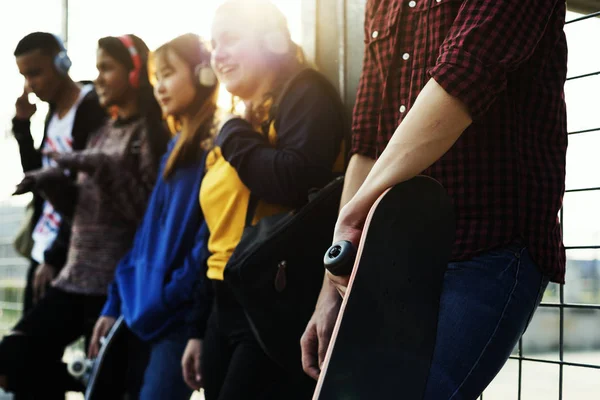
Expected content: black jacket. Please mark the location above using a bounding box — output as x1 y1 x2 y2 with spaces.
11 83 107 269
187 69 348 338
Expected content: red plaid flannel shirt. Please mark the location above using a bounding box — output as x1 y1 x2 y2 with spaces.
352 0 568 283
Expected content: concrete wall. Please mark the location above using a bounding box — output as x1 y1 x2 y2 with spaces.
302 0 366 112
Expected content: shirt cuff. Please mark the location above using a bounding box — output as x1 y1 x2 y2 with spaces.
188 323 207 340
429 47 505 120
350 141 377 159
101 292 121 318
215 118 251 147
215 118 265 157
12 118 32 139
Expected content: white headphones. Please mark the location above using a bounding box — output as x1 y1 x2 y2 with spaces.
195 63 217 87
52 34 72 75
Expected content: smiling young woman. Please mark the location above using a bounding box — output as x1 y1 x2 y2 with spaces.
181 1 347 399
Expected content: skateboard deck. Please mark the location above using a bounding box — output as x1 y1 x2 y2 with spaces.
314 176 455 399
85 315 126 400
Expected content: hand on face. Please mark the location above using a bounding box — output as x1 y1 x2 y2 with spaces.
15 85 37 120
16 49 62 104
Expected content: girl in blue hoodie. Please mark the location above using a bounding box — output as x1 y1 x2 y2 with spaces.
88 33 219 399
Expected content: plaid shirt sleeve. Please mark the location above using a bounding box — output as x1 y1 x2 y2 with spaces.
350 5 382 159
429 0 563 119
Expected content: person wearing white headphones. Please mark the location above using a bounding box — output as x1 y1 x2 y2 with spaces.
12 32 106 316
181 1 346 399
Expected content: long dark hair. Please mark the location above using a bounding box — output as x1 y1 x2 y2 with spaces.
97 34 170 168
150 34 219 179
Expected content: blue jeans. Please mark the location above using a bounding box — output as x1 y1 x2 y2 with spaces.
423 244 549 400
139 327 193 400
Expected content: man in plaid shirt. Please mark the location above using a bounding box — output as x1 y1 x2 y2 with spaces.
302 0 568 397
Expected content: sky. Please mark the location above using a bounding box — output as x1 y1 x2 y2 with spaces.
0 2 598 261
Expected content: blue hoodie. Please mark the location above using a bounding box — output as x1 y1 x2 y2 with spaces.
102 137 209 341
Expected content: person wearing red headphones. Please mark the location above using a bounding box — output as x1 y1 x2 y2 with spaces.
87 33 220 400
0 34 170 400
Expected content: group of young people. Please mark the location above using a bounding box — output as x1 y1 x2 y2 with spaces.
0 0 569 399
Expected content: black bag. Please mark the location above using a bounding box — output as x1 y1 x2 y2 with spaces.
223 176 344 372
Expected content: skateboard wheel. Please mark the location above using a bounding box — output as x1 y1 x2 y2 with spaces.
68 355 91 378
324 240 356 276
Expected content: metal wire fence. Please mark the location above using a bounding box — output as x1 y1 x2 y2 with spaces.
480 10 600 400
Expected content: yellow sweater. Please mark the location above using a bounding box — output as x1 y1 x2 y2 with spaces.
200 124 289 280
200 69 346 281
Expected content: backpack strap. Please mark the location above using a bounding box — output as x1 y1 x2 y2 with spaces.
264 68 351 166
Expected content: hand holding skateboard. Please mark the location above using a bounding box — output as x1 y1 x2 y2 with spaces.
308 176 455 399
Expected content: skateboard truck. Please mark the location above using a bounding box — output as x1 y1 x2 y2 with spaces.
68 354 93 386
324 240 356 276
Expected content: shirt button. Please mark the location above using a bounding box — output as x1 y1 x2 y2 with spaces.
409 1 417 7
402 53 410 60
372 31 379 39
399 105 407 113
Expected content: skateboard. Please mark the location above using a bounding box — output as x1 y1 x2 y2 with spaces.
314 176 455 399
84 315 127 399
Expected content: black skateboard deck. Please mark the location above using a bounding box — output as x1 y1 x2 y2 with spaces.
85 315 126 400
314 176 455 399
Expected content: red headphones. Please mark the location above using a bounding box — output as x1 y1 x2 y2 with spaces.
118 35 142 89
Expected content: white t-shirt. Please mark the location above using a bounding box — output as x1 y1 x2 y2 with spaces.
30 84 93 264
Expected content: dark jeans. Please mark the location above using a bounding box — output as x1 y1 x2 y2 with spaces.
0 286 105 399
138 327 192 400
202 282 315 400
423 245 549 399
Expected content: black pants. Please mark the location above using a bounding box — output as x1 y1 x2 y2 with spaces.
22 259 38 315
201 282 315 400
0 286 105 399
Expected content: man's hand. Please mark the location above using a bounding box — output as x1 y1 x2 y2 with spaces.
300 153 375 380
301 279 343 380
325 203 368 295
88 316 116 359
32 263 56 304
182 339 203 390
15 87 36 120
